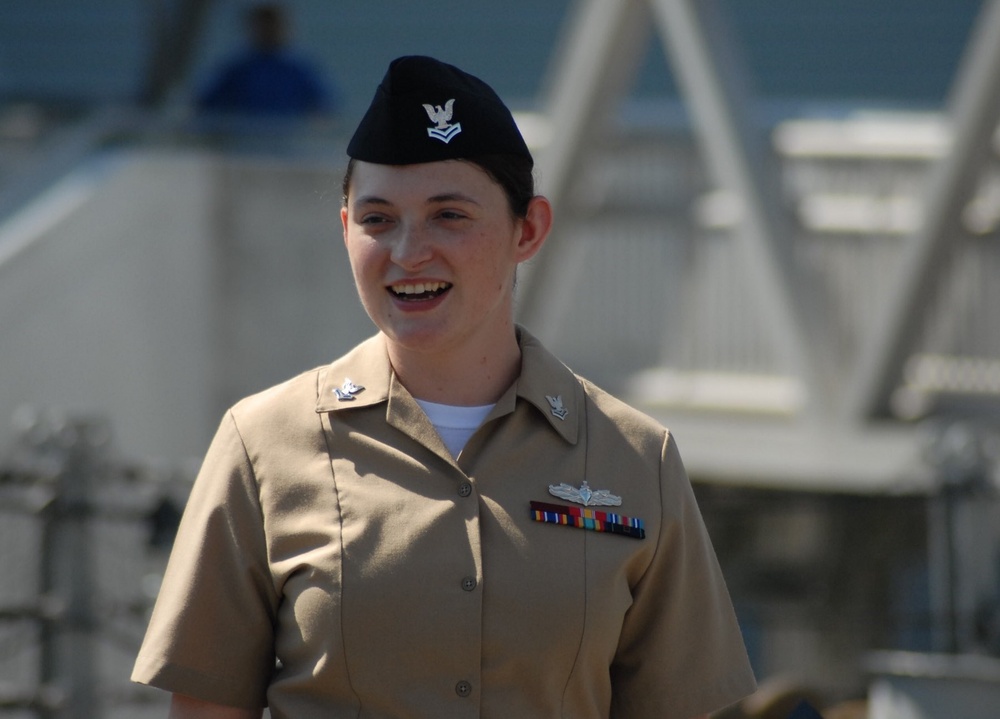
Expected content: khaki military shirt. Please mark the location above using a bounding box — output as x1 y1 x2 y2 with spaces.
132 329 756 718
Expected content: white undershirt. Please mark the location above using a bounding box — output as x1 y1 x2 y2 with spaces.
415 399 495 458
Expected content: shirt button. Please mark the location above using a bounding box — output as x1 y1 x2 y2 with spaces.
461 576 477 592
457 481 473 498
455 680 472 698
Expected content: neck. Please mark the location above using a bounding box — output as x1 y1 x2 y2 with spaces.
387 327 521 406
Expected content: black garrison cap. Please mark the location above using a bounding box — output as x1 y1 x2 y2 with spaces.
346 55 532 166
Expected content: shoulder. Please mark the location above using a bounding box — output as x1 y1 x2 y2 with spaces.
577 375 667 445
227 365 327 442
574 374 679 495
213 51 258 77
271 49 324 78
226 335 387 444
518 326 670 454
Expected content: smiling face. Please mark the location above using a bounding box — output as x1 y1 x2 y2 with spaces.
341 160 550 368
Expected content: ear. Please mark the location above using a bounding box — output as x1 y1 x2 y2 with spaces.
513 195 553 263
340 206 349 247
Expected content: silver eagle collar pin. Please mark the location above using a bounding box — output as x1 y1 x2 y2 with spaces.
545 395 569 420
334 378 365 401
549 480 622 507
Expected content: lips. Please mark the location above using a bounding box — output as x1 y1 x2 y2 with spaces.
388 281 452 301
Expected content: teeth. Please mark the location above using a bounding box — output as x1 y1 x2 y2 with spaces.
392 281 449 295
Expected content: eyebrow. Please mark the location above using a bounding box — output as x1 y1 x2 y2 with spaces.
426 192 481 206
352 195 391 207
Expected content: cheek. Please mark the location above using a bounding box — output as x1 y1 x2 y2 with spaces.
345 238 385 297
476 226 519 282
345 235 378 273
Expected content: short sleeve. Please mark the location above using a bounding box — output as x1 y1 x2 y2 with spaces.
131 411 279 709
610 432 756 718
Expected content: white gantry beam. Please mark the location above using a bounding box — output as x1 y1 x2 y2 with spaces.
517 0 652 340
649 0 833 419
846 0 1000 420
524 0 834 418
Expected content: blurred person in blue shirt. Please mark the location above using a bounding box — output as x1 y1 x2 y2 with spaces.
197 3 337 119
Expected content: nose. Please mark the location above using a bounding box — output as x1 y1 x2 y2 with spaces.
390 222 434 270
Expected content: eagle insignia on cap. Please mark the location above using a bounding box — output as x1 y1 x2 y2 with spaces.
423 99 462 143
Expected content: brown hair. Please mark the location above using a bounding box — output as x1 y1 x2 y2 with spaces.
341 154 536 219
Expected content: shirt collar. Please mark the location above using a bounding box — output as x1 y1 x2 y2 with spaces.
504 327 580 445
315 333 392 412
315 328 581 445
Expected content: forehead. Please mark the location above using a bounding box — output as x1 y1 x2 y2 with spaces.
348 160 500 203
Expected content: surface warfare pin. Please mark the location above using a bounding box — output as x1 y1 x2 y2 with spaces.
334 378 365 401
531 482 644 540
423 99 462 143
549 480 621 507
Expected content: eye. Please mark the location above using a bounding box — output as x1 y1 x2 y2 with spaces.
359 213 392 226
437 210 469 221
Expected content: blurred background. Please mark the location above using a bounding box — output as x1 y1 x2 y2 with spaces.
1 1 999 717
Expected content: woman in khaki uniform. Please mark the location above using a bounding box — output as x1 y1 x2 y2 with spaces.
133 56 756 719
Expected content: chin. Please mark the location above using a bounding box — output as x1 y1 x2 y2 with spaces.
378 319 454 352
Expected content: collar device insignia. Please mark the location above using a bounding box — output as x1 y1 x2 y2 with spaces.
335 378 365 401
545 395 569 420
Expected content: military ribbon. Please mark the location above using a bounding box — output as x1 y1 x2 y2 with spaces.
529 501 645 540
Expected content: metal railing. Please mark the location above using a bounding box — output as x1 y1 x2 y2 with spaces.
0 409 190 719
